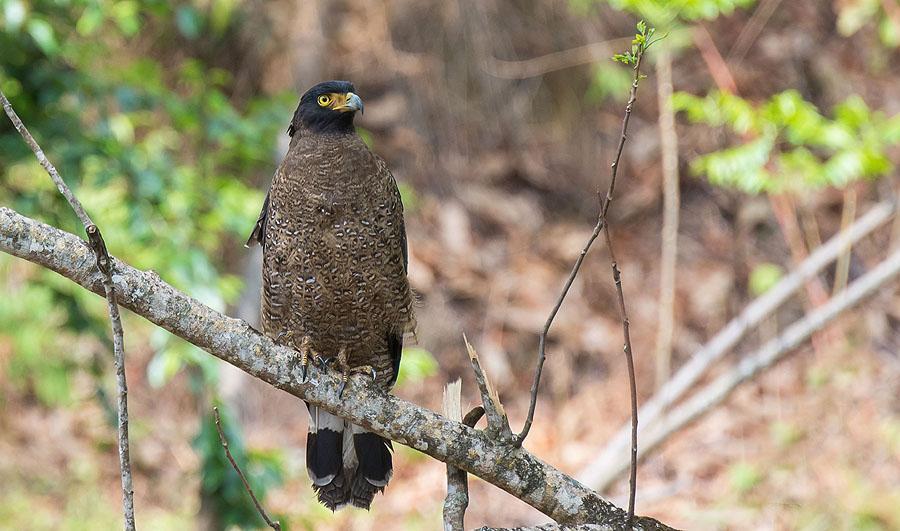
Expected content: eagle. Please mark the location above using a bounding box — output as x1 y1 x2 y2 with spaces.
247 80 414 510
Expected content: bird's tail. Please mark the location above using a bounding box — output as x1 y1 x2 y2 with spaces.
306 404 393 510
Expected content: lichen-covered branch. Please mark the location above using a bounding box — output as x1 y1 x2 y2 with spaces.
1 89 136 531
0 207 675 530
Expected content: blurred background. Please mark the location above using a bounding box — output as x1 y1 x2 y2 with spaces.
1 0 899 529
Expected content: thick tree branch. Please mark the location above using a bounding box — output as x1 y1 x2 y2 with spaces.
0 207 675 530
1 90 136 531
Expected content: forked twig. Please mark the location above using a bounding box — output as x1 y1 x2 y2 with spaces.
212 407 282 531
1 90 136 531
598 47 645 529
514 23 653 527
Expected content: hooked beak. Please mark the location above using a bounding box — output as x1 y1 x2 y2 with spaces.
335 92 364 114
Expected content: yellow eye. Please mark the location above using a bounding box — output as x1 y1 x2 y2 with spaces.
317 95 333 107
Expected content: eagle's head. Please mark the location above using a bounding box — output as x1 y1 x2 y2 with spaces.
289 80 363 137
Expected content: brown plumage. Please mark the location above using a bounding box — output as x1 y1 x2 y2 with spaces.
248 80 414 510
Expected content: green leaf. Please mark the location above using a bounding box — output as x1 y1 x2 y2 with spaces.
26 17 58 55
396 347 439 387
729 461 763 494
76 6 105 36
749 262 783 296
111 0 140 37
3 0 26 30
175 5 202 39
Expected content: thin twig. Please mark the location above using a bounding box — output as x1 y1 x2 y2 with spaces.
692 24 738 94
597 50 646 528
515 33 649 449
212 407 282 531
833 188 857 295
727 0 784 66
516 215 605 445
579 201 897 491
1 90 136 531
481 37 630 79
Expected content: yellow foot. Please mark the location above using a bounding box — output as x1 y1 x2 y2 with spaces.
336 347 377 397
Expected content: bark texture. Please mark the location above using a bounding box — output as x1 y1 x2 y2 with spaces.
0 206 675 530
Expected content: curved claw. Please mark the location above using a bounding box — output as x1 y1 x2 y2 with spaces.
337 379 347 398
300 363 309 383
370 367 377 381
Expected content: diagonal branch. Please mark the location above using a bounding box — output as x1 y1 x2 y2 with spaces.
1 90 136 531
0 207 676 530
213 407 282 531
578 200 897 491
587 245 900 491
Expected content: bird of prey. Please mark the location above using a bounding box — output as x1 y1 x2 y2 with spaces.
247 80 414 510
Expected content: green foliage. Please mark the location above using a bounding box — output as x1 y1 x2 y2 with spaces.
837 0 900 48
1 2 291 525
672 90 900 193
612 20 661 66
395 347 439 387
748 262 783 296
728 461 763 494
581 1 750 102
194 407 286 530
604 0 755 23
1 0 294 401
572 0 755 25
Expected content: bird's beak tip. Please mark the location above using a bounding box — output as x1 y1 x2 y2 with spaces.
347 92 364 114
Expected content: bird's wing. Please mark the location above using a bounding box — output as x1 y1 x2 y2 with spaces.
245 190 270 248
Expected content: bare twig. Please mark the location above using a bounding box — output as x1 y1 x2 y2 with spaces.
653 46 680 390
727 0 784 66
0 207 677 529
443 379 485 531
481 38 630 79
464 335 512 440
597 48 647 528
691 25 738 94
212 407 281 531
516 28 650 450
1 90 136 531
517 215 606 445
579 201 897 491
833 188 857 295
